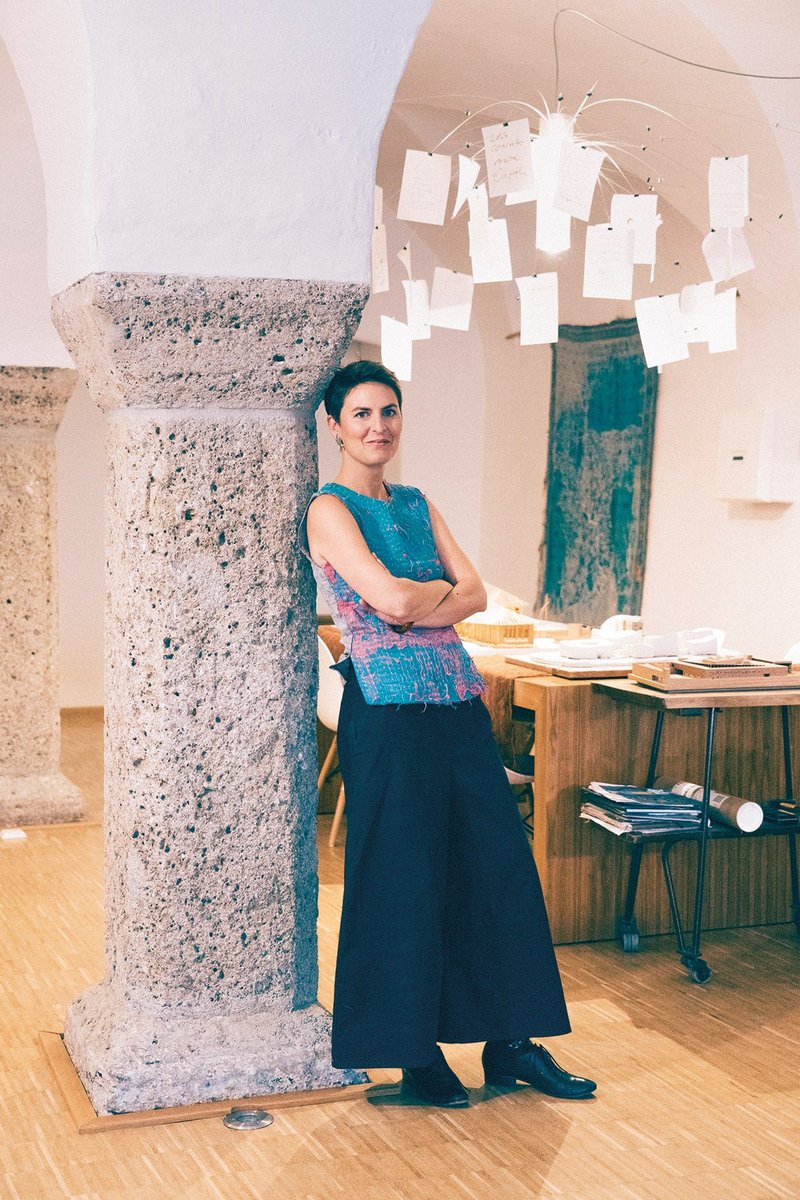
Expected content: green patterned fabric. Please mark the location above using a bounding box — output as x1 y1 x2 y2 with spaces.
537 319 658 625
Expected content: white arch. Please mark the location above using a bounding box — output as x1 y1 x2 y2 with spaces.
0 0 95 299
0 36 72 365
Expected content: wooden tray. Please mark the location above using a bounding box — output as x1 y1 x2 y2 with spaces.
678 656 790 680
505 653 630 679
631 659 800 692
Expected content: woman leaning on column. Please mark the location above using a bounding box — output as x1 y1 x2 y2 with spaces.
301 359 596 1107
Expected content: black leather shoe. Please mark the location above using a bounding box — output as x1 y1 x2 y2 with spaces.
483 1039 596 1098
401 1047 469 1108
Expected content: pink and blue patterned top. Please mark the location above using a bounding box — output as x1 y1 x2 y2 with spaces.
301 482 486 706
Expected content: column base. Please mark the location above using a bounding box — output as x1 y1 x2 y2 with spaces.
64 982 366 1115
0 771 84 826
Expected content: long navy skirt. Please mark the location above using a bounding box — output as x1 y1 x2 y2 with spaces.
331 671 571 1069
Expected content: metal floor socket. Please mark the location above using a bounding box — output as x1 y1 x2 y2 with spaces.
223 1107 274 1130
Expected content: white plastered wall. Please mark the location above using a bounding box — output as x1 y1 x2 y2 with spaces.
75 0 430 288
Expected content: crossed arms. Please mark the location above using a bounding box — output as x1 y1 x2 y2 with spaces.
305 494 487 629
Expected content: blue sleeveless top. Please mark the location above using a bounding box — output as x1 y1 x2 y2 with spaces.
301 482 486 706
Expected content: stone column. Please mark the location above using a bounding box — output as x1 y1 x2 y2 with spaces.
51 272 367 1115
0 367 84 826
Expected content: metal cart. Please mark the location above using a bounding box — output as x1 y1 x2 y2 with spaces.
589 681 800 983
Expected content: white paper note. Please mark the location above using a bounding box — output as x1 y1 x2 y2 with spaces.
583 225 635 299
397 149 451 225
554 142 605 221
516 273 559 345
452 154 480 218
466 182 489 223
536 200 571 254
371 224 389 294
468 217 513 283
374 185 383 228
610 194 660 265
397 244 412 278
429 268 474 331
506 136 537 204
634 294 690 368
707 286 737 354
381 315 413 382
702 227 754 282
709 155 748 229
679 281 716 342
401 278 432 340
482 118 536 198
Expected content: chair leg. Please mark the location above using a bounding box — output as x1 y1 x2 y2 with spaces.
317 733 337 793
328 784 346 848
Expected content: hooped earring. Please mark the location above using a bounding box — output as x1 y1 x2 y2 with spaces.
335 435 344 449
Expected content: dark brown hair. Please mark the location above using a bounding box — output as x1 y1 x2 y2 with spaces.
323 359 403 421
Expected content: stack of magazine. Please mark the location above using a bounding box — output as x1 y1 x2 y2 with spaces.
581 781 707 836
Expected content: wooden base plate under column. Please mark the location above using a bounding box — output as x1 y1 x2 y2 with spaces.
39 1032 396 1134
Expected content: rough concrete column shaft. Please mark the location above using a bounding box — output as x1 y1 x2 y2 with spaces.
51 273 368 1114
0 366 84 825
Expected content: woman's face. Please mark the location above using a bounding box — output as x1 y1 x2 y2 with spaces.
329 382 403 468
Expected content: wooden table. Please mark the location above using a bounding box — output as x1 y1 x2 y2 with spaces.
512 673 800 945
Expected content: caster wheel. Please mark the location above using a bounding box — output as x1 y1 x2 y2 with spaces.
689 960 711 984
617 918 640 954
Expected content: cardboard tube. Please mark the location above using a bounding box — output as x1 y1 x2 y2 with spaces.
655 777 764 833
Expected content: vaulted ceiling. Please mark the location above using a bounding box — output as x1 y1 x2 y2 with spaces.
375 0 800 297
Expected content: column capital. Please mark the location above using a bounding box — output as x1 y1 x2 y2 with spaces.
51 272 368 413
0 366 78 430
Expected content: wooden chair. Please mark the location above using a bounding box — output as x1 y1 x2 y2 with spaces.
317 635 346 847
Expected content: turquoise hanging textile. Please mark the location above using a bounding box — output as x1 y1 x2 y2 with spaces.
537 318 659 625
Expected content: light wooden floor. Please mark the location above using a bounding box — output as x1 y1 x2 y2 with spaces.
0 713 797 1199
